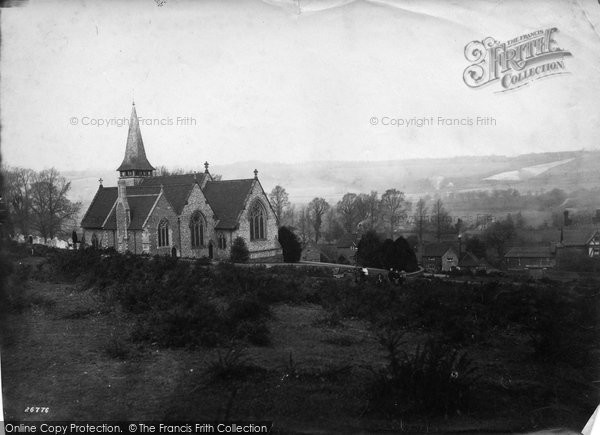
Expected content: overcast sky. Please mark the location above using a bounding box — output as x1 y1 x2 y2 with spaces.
2 0 600 172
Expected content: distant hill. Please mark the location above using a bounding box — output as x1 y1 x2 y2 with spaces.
67 150 600 223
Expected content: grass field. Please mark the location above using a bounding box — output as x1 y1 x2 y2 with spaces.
1 251 598 433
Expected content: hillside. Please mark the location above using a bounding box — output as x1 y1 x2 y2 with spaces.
68 151 600 216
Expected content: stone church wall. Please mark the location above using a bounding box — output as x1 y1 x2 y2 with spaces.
233 181 282 261
178 184 217 259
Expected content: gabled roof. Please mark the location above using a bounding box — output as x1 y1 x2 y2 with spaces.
140 173 209 214
140 173 207 187
84 185 161 230
561 229 599 247
203 179 255 230
80 187 118 229
459 251 484 268
117 104 155 172
504 246 554 258
337 233 358 248
422 243 456 257
82 174 259 232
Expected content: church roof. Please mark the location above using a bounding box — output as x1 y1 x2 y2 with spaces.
117 104 155 172
81 176 257 231
141 173 207 187
80 187 118 229
140 174 208 214
203 179 255 229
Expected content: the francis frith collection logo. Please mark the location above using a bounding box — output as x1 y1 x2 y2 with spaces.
463 28 571 92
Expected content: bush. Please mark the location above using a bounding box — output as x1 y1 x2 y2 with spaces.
368 335 478 417
230 237 249 263
278 226 302 262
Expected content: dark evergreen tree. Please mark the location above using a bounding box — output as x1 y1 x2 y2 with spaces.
393 236 418 272
230 236 250 263
356 230 382 268
278 226 302 263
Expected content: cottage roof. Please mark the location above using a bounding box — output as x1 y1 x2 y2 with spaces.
422 243 456 257
504 246 554 258
560 229 599 247
459 251 484 268
117 104 155 172
337 233 358 248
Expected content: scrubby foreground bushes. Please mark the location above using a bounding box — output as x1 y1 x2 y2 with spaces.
6 244 600 421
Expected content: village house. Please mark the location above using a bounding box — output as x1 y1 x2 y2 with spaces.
80 103 282 261
421 243 459 273
335 233 359 263
503 246 556 271
556 228 600 258
458 251 489 273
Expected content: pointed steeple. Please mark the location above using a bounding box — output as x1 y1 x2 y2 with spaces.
117 102 155 173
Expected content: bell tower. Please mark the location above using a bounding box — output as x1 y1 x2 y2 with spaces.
116 102 155 186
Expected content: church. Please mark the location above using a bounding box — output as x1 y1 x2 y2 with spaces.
80 103 282 261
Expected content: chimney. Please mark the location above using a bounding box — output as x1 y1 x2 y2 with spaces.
560 226 564 244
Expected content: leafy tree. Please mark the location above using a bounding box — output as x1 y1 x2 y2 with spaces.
356 230 383 268
307 197 330 243
230 236 250 263
269 185 290 226
278 226 302 262
380 189 408 239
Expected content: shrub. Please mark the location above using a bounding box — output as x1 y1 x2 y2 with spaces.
278 226 302 262
205 348 265 383
368 336 478 417
230 237 249 263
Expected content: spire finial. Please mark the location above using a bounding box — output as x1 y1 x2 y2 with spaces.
99 178 103 187
204 161 209 173
254 169 258 180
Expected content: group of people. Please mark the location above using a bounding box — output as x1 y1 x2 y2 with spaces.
354 266 407 286
387 268 406 286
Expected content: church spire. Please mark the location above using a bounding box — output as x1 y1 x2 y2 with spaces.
117 102 155 178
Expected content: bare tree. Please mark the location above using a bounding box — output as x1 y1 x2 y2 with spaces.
269 185 290 226
414 198 428 244
3 167 35 235
337 193 359 233
356 191 379 230
30 168 81 241
281 203 296 228
380 188 407 239
431 198 451 242
307 197 330 243
297 206 312 245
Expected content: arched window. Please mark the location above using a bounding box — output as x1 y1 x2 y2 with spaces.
249 201 266 240
158 219 169 247
91 233 99 249
190 211 205 248
218 233 227 250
